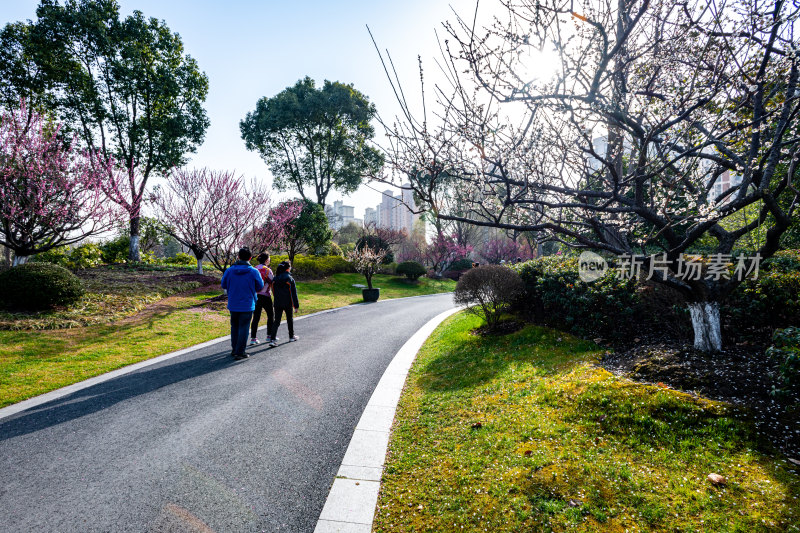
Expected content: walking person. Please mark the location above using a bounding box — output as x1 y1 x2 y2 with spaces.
250 252 275 346
269 260 299 347
221 247 264 360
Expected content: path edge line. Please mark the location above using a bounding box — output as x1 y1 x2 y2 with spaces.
313 306 461 533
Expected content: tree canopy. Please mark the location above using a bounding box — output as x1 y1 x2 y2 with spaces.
374 0 800 351
279 199 333 263
240 76 384 206
0 0 210 261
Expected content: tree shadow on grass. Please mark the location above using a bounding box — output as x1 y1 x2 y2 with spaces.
416 324 598 393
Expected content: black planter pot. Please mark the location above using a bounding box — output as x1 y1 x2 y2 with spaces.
362 288 380 302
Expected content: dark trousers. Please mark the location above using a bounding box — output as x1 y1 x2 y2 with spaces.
251 294 275 339
230 311 253 356
271 305 294 339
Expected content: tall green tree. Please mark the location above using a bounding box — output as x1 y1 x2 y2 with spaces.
240 77 383 207
0 0 210 262
279 199 333 263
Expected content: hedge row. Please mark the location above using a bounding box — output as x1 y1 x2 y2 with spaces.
511 251 800 343
513 256 643 341
266 254 354 279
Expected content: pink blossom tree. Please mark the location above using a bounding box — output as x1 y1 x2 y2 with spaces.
480 238 534 265
0 102 120 265
151 168 300 274
425 233 472 276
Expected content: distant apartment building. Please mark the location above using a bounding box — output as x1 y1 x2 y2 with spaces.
364 207 377 227
709 170 743 203
325 200 362 230
368 184 419 235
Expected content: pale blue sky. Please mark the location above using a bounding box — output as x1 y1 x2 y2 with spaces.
1 0 475 217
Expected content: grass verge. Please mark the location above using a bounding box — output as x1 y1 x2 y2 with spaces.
374 312 800 532
0 265 216 330
0 273 454 407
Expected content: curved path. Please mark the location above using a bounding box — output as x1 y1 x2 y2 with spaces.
0 293 455 532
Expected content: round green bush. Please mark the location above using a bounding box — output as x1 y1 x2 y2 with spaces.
328 242 344 257
100 235 130 263
0 263 85 310
396 260 426 280
449 258 474 271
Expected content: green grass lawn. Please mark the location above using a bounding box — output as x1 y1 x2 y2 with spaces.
0 272 454 408
374 312 800 532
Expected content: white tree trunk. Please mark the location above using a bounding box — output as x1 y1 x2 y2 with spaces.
12 255 28 266
129 234 140 262
196 257 203 275
688 302 722 352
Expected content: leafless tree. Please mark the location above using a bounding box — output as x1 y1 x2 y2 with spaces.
370 0 800 351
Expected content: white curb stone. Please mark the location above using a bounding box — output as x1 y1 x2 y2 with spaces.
314 307 461 533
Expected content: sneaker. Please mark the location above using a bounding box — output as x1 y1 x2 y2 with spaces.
289 335 299 342
272 336 280 341
269 340 277 347
233 353 250 360
249 338 260 346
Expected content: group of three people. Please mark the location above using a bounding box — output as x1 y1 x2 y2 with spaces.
221 247 300 360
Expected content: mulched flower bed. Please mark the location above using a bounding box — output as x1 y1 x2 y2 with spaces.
601 337 800 457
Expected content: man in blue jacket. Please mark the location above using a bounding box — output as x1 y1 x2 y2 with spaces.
221 247 264 360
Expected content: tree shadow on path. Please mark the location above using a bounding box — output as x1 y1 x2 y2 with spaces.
0 345 257 442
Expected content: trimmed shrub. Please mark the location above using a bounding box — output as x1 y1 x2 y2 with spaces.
766 327 800 399
328 242 344 257
513 256 643 340
450 258 474 271
454 265 524 328
162 252 196 266
724 253 800 335
69 243 103 269
396 261 426 280
100 236 130 263
269 254 354 279
0 263 84 310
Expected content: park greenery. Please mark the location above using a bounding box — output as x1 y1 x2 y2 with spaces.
0 0 798 529
0 0 210 262
373 0 800 352
240 76 384 206
374 312 799 532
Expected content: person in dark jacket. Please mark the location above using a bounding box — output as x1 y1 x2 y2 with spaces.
250 252 275 346
221 247 264 360
269 260 299 346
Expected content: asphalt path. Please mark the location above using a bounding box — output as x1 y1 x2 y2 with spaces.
0 293 455 533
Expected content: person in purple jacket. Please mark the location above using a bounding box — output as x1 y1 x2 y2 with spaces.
221 247 264 360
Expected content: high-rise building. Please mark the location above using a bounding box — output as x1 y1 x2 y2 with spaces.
364 207 377 227
368 184 418 235
325 200 362 230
